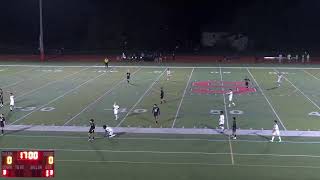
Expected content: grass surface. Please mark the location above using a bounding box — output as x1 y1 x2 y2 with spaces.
1 62 320 179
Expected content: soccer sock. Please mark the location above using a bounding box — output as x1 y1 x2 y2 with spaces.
115 115 118 120
1 129 3 134
278 136 282 142
271 136 274 141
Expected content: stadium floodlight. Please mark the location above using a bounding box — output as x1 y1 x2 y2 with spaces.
39 0 45 61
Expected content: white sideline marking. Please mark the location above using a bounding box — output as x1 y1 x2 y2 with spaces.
1 147 320 160
247 68 287 130
2 64 320 69
303 69 320 80
172 68 194 128
63 68 142 125
219 67 234 165
6 134 320 145
116 69 166 127
274 69 320 111
55 159 320 169
10 70 108 125
3 66 92 105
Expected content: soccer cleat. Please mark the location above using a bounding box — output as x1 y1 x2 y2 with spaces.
269 140 273 142
233 137 236 140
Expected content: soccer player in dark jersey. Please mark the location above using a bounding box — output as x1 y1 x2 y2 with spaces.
152 104 160 124
244 77 250 88
232 117 237 139
126 70 131 84
160 87 166 104
88 119 95 141
0 114 5 135
0 88 3 108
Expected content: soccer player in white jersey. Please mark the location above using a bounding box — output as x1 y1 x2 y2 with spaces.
218 111 225 131
113 102 120 120
270 120 281 142
103 125 115 138
276 72 284 87
226 89 235 107
9 93 14 111
166 68 171 80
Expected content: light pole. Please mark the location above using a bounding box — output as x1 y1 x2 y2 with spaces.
39 0 45 61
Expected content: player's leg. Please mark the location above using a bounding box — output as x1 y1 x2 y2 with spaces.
277 132 282 142
92 131 95 140
88 132 92 141
109 131 115 138
270 132 275 142
155 115 158 124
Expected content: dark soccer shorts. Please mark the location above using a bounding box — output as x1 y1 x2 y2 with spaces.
88 129 95 134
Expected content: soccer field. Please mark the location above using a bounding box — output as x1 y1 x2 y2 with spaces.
1 62 320 179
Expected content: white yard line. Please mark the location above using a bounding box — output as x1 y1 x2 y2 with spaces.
171 68 194 128
2 64 320 70
303 69 320 80
0 67 9 72
2 67 92 105
247 68 287 130
274 68 320 110
4 66 38 76
10 70 108 125
63 68 142 125
2 79 25 89
219 67 235 165
116 69 166 127
2 67 65 89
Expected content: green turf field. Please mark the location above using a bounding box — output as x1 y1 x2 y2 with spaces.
1 63 320 179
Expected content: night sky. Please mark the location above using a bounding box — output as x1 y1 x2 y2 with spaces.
0 0 320 53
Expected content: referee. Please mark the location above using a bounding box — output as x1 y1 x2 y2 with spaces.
104 57 109 68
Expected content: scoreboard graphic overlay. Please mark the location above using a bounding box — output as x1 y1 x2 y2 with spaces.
1 150 54 178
